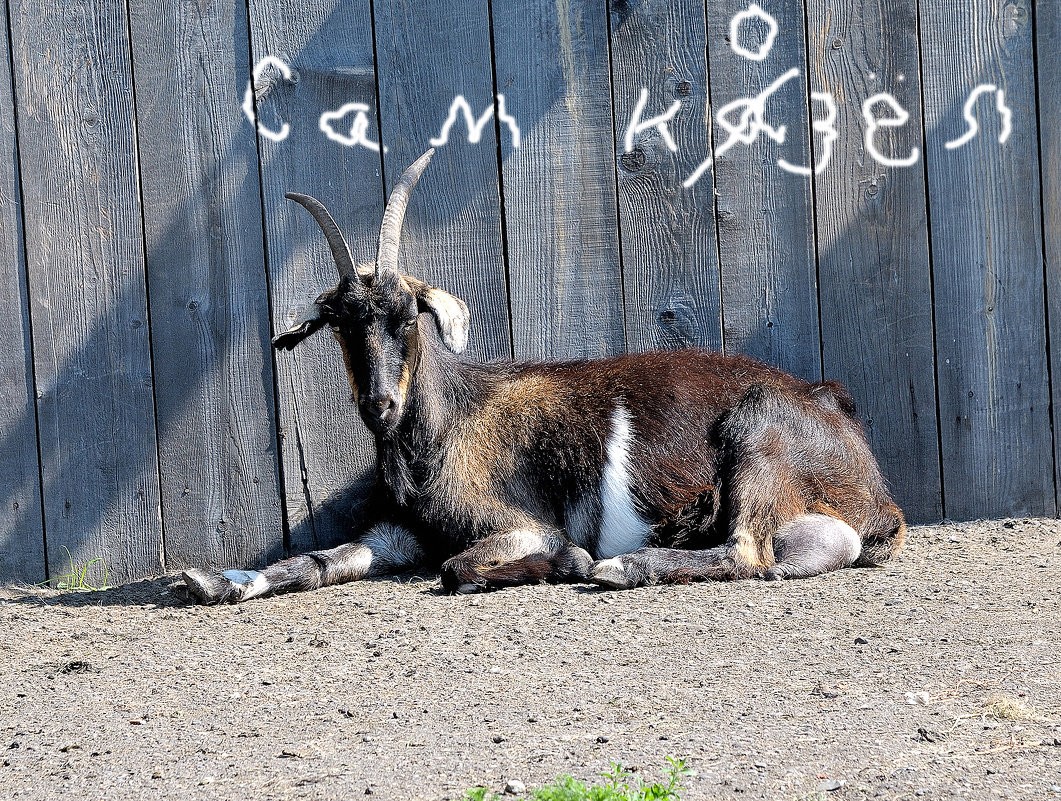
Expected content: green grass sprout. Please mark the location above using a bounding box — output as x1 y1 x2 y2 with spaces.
463 757 691 801
34 546 109 592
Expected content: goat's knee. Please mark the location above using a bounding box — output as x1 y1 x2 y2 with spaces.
440 529 584 593
763 514 861 580
477 544 593 589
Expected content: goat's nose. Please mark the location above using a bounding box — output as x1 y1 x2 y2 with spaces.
362 392 397 420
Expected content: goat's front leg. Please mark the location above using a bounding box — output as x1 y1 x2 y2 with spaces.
181 523 424 604
440 528 592 593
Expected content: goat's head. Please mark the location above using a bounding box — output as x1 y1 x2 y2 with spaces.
272 149 469 435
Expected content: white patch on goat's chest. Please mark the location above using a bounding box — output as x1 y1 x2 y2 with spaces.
595 404 652 559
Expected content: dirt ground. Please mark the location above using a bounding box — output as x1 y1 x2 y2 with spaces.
2 519 1060 801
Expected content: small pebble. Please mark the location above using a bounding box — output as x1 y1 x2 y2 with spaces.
819 779 844 792
504 779 526 794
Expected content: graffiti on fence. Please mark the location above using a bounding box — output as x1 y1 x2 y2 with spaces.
673 3 1014 187
241 57 520 153
241 3 1014 187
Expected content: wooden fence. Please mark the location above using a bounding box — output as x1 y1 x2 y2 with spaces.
0 0 1057 584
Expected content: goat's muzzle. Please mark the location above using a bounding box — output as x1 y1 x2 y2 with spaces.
359 392 399 434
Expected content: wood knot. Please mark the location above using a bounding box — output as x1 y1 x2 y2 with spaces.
620 148 646 172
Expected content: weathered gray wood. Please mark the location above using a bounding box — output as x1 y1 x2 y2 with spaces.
705 0 821 381
804 0 941 523
248 0 386 553
492 0 625 359
373 0 511 362
1038 1 1061 513
127 0 284 571
0 0 45 582
608 0 724 353
920 0 1053 519
9 0 163 582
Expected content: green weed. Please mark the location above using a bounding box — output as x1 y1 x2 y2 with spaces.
34 546 109 592
464 756 691 801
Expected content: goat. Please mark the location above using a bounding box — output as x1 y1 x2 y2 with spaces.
181 149 906 604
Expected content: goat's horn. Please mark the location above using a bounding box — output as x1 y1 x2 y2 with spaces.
375 148 435 280
285 192 358 280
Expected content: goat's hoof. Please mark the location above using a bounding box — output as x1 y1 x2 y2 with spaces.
440 557 482 594
588 557 636 590
182 568 267 604
559 546 594 581
761 568 783 581
182 569 234 604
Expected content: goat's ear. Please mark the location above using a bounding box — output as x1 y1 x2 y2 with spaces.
402 276 470 354
272 304 327 351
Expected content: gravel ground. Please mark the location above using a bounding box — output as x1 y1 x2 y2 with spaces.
2 519 1060 801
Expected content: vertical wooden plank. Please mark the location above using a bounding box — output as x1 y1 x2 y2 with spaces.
248 0 385 553
804 0 942 522
127 0 284 570
608 0 724 353
920 0 1053 519
9 0 164 582
373 0 510 362
1037 1 1061 513
492 0 626 359
0 0 45 581
705 0 822 381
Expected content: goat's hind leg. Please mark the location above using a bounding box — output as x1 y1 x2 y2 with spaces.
763 513 861 580
182 523 423 604
590 514 863 588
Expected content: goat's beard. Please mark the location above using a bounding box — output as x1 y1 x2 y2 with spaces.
376 433 421 505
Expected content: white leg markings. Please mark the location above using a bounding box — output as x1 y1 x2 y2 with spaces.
497 529 550 560
222 569 270 600
361 524 423 570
